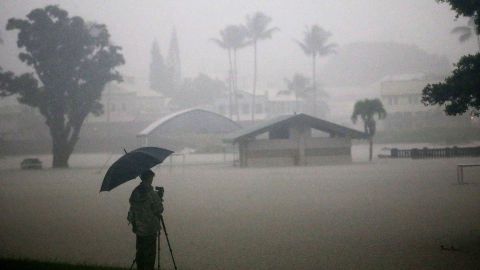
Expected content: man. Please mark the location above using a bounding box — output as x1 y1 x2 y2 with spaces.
128 170 164 270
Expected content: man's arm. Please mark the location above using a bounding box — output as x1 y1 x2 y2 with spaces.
151 191 164 217
127 208 137 232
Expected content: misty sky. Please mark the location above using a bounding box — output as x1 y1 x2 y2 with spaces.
1 0 478 90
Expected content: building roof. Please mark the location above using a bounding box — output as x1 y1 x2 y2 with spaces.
380 73 426 82
224 113 367 143
137 108 241 136
269 91 298 102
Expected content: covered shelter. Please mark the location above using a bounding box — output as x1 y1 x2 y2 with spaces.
224 113 367 167
137 108 241 150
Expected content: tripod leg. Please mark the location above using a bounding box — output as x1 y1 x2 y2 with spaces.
160 216 178 270
157 231 161 270
129 258 136 270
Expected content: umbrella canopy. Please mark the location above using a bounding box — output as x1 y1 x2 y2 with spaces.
100 147 173 192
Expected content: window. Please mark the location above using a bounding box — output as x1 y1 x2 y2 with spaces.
408 95 419 104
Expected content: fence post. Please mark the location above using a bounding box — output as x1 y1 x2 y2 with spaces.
391 148 398 158
411 148 418 159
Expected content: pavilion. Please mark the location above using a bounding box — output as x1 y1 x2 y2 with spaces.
224 113 367 167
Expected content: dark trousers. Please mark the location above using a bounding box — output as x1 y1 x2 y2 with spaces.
136 234 157 270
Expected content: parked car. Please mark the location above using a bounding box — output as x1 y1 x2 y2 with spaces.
21 158 43 169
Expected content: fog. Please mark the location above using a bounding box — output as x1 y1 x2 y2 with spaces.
1 0 478 87
2 1 480 269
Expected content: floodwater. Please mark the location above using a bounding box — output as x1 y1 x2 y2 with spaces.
1 146 480 269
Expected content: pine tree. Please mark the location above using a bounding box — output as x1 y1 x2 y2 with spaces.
149 40 168 94
167 28 182 91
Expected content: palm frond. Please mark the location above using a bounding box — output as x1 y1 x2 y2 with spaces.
319 43 337 55
297 25 336 57
258 27 279 40
352 98 387 124
295 39 312 55
210 38 227 49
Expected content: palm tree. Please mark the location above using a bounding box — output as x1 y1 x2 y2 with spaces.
245 12 278 122
284 73 309 113
211 29 234 119
211 25 248 120
351 98 387 162
296 25 336 116
230 25 248 121
451 17 480 51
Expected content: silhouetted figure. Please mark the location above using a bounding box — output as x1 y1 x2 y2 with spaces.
127 170 163 270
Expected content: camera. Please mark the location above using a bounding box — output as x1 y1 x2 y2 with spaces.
155 186 164 199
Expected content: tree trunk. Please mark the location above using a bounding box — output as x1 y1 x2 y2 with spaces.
52 143 72 168
228 49 233 119
312 54 317 116
251 41 257 123
49 115 84 168
51 131 72 168
233 49 240 121
369 137 373 162
295 94 298 113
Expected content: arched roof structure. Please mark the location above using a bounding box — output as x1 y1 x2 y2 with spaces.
137 108 241 146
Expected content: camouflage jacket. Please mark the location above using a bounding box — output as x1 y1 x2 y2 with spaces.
127 182 164 236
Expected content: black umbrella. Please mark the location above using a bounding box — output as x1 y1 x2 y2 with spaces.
100 147 174 192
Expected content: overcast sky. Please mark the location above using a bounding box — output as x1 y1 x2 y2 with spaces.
1 0 478 90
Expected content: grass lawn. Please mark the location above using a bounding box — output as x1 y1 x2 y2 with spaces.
0 258 125 270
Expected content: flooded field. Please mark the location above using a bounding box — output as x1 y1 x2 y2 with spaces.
1 152 480 269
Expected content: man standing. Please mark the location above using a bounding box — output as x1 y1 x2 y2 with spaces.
128 170 164 270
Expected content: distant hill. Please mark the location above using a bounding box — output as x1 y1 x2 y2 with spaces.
319 42 452 86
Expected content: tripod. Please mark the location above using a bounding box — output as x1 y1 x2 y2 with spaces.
129 216 177 270
159 215 178 270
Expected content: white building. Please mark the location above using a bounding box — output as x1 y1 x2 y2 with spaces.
379 74 470 129
268 90 307 116
213 89 310 123
86 76 171 123
214 90 269 122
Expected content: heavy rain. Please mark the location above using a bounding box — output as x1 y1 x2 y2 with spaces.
1 1 480 269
